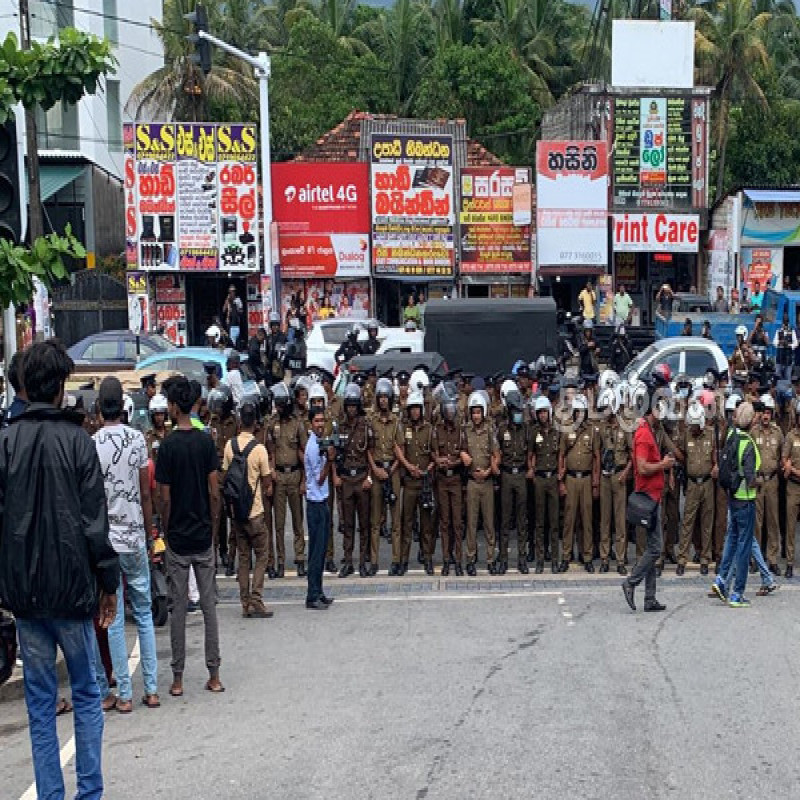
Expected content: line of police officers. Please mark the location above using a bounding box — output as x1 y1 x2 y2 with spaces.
136 353 800 582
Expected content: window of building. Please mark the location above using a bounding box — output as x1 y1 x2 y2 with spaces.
30 0 73 38
35 102 79 150
106 80 122 151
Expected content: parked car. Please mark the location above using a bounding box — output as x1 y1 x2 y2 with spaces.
621 337 729 385
306 318 424 377
67 331 174 371
135 347 258 386
336 352 448 395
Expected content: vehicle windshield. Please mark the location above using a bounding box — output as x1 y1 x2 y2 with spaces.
622 343 660 381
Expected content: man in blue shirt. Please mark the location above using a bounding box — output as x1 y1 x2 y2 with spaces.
750 280 764 311
305 409 336 610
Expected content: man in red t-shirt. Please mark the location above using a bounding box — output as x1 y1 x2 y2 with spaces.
622 392 675 612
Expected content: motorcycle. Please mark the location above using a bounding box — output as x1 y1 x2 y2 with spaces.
149 517 169 627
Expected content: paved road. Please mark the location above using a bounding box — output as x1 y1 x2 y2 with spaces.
3 575 800 800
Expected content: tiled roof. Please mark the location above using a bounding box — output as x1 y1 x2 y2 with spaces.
294 110 505 166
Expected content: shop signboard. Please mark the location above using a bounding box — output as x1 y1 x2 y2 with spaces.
370 133 455 277
612 212 700 252
459 167 532 274
611 94 708 211
278 233 370 279
741 247 783 294
153 274 186 345
535 140 608 268
272 163 370 233
127 122 259 272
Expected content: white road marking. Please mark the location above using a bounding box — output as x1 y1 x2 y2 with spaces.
19 640 141 800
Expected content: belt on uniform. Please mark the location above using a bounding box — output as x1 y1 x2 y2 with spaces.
567 470 590 478
501 465 526 475
276 464 301 473
342 468 367 479
758 471 777 481
438 468 458 477
535 470 555 479
602 465 626 477
688 474 711 484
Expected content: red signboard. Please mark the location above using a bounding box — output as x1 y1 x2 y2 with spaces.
279 233 370 279
271 162 370 233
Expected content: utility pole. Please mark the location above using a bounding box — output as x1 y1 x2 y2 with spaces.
18 0 44 242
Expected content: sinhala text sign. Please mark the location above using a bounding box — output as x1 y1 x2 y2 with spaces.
370 134 454 277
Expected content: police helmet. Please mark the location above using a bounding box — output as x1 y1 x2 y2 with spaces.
376 377 394 402
238 391 262 424
468 391 488 416
343 383 362 409
760 393 775 411
686 401 706 430
205 324 221 343
511 359 526 376
534 396 552 416
404 320 418 332
348 323 362 340
410 369 430 392
272 381 293 413
500 379 518 406
725 393 742 412
268 311 281 326
207 384 234 417
441 395 458 422
651 363 672 387
736 325 748 338
294 375 312 397
505 389 523 413
597 387 619 414
309 382 327 411
583 319 594 331
149 394 168 416
258 384 273 417
598 369 620 392
122 394 135 422
572 394 589 412
367 321 379 333
407 390 425 410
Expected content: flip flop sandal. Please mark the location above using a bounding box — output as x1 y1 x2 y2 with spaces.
757 584 779 596
205 680 225 693
116 700 133 714
169 685 183 697
142 694 161 708
56 698 73 716
101 695 117 712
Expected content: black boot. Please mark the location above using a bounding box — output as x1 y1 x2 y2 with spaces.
417 548 424 565
487 561 497 576
441 563 450 576
498 561 508 575
325 560 337 574
466 562 477 577
225 558 236 577
338 562 354 578
786 564 794 579
455 563 464 576
276 564 285 579
296 562 306 578
425 559 434 576
389 563 399 576
267 566 276 580
518 560 529 575
400 561 409 575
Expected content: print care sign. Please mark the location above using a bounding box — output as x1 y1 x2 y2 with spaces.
612 213 700 252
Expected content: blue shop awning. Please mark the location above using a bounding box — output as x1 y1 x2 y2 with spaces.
744 189 800 204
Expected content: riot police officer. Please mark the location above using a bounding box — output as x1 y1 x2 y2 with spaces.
368 378 402 575
781 398 800 578
265 312 287 385
395 391 435 575
579 320 599 377
335 324 363 366
609 325 632 374
754 393 783 573
531 396 560 573
361 321 381 355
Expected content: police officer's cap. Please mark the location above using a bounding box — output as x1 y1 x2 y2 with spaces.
140 373 156 387
396 370 411 385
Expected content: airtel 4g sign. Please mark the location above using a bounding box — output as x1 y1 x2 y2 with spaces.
271 162 370 234
612 212 700 253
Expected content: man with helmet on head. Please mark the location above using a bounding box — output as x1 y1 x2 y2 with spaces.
578 319 599 377
146 394 170 464
609 324 632 375
265 312 287 385
221 393 274 618
753 393 784 574
335 324 362 366
558 394 600 572
409 367 432 422
597 388 632 574
460 391 501 575
432 387 466 576
530 395 561 573
675 401 717 576
368 378 403 575
361 321 381 355
781 398 800 578
208 384 237 571
514 363 533 404
263 382 308 579
497 388 532 574
293 375 311 420
247 328 268 382
335 383 372 577
730 325 752 374
395 390 435 575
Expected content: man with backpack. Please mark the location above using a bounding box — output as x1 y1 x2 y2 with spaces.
222 395 274 618
155 377 223 696
712 401 760 608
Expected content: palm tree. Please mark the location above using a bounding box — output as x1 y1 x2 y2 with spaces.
126 0 257 121
433 0 466 48
689 0 772 200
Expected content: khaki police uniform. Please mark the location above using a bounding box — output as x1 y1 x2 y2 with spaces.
754 420 783 566
497 418 531 566
463 419 499 566
677 426 715 567
369 411 403 568
209 415 236 561
782 428 800 568
338 413 371 568
398 419 434 565
531 421 560 565
490 398 505 430
432 419 465 567
559 421 599 564
265 412 307 568
599 420 630 565
711 418 728 564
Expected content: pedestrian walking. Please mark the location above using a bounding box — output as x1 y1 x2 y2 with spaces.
622 385 673 612
305 408 336 610
155 377 224 695
93 377 159 712
0 340 119 798
712 402 760 607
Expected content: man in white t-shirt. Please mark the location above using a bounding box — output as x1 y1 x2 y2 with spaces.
92 377 159 711
224 352 245 408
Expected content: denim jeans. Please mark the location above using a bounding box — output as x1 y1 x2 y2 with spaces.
306 499 330 603
230 325 240 346
718 500 756 597
95 547 157 701
626 503 663 603
723 536 774 590
16 617 104 800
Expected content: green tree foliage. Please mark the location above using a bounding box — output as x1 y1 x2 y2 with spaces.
414 43 540 163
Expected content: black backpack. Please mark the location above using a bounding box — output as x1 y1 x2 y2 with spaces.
223 438 258 522
717 428 742 492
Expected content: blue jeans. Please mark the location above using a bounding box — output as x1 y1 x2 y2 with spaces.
723 536 774 589
16 618 104 800
718 500 756 597
95 547 157 701
230 325 240 346
306 499 330 603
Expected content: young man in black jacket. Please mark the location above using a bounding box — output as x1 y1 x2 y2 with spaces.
0 340 119 799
